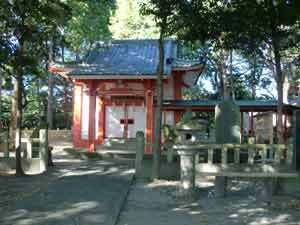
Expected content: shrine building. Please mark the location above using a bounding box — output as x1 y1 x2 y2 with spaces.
50 40 204 153
49 39 300 153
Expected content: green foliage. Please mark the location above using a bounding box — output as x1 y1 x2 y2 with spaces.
0 0 71 130
224 1 300 52
65 0 116 54
0 0 71 68
178 110 194 125
110 0 158 39
162 124 177 145
140 0 179 36
0 92 11 127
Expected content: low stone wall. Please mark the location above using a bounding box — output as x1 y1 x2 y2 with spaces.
0 158 40 173
22 129 72 142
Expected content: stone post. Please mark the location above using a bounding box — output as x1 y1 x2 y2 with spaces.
26 139 32 159
4 131 9 158
167 146 174 164
135 131 145 179
39 129 48 173
261 178 276 205
215 176 228 197
178 150 196 195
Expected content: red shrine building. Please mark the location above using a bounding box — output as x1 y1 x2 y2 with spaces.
50 40 204 153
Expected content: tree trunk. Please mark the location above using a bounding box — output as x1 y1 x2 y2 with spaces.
152 31 165 180
47 38 54 129
15 73 25 176
64 82 68 128
0 75 2 115
251 54 257 100
47 73 54 129
62 44 65 63
229 50 235 100
10 77 17 151
36 78 41 120
273 39 284 144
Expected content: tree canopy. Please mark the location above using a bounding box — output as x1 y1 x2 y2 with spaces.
65 0 116 55
110 0 159 39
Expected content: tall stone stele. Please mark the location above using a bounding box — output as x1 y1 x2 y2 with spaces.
215 100 241 144
214 100 241 197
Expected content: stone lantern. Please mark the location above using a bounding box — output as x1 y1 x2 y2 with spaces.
176 118 208 144
174 111 209 195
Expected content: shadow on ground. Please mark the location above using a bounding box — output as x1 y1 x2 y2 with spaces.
0 149 134 225
117 178 300 225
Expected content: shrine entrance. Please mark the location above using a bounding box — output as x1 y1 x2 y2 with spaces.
105 99 146 139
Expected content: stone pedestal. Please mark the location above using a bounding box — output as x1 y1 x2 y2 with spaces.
135 131 145 179
261 178 276 204
39 129 48 173
3 131 9 158
215 176 228 197
178 150 196 195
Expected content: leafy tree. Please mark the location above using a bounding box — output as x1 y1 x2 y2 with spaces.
173 0 300 142
239 51 266 99
141 0 178 180
65 0 116 56
174 1 243 100
0 72 3 115
0 0 70 176
224 0 300 142
110 0 159 39
183 84 212 100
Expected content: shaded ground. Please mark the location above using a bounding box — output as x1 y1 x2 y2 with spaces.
0 143 134 225
1 141 300 225
117 178 300 225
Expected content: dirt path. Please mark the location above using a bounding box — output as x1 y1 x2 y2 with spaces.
117 179 300 225
0 149 134 225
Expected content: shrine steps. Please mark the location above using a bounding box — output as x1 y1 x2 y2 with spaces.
96 138 137 159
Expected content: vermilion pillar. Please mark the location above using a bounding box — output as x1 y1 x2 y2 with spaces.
72 82 83 147
88 81 96 152
145 89 154 154
98 96 105 144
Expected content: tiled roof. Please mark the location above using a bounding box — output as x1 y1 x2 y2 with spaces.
69 40 176 76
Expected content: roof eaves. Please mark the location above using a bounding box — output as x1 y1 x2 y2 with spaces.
68 74 170 80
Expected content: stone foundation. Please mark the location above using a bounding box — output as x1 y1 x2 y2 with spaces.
22 129 72 142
